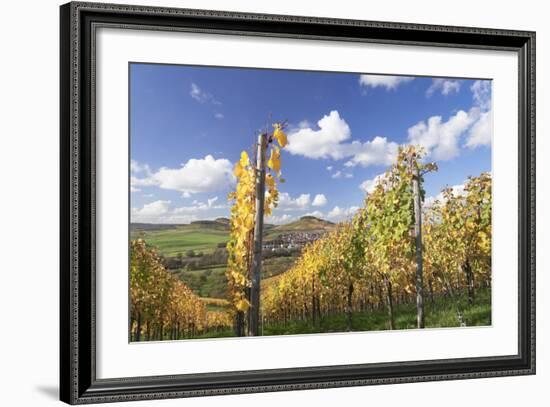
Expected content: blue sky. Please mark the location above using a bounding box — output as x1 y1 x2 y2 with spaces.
130 63 492 224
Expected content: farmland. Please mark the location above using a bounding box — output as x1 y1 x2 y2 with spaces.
131 221 229 257
131 216 335 302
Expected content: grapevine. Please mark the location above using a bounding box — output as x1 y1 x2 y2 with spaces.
262 146 491 330
225 123 287 335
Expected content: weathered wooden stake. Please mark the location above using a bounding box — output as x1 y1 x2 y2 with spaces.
412 167 425 329
249 133 267 336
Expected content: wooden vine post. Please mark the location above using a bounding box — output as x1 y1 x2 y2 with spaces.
410 147 436 329
248 132 267 336
412 165 425 329
227 122 285 337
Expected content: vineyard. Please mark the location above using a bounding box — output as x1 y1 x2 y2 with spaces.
130 239 233 341
129 124 491 341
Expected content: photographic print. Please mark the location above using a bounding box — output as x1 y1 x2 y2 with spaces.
60 5 535 402
129 63 492 342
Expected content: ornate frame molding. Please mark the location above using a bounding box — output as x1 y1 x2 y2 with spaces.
60 2 535 404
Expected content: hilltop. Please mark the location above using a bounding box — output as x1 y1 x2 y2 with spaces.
130 215 335 298
129 215 334 258
131 215 333 236
131 217 230 234
267 216 335 236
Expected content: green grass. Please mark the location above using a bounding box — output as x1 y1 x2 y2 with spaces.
175 257 298 299
195 329 235 339
133 228 228 257
262 289 491 336
192 289 491 339
176 265 228 298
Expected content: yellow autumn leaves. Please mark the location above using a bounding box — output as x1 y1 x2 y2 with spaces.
226 151 255 313
261 146 492 329
273 123 287 147
267 147 281 173
232 151 250 178
225 123 287 315
130 239 209 340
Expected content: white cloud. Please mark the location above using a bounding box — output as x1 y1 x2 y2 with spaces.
359 172 387 194
265 214 296 225
207 196 219 207
426 78 461 97
332 170 353 179
342 136 399 168
214 113 224 119
359 75 414 91
131 198 227 224
424 183 466 208
172 204 206 214
130 160 151 175
312 194 328 207
298 120 312 129
471 80 491 110
130 160 153 190
303 211 324 218
189 83 220 105
151 155 233 195
133 200 171 218
286 111 398 167
326 206 360 221
278 192 311 211
129 156 234 196
286 111 351 160
175 199 226 214
465 80 492 148
423 196 437 208
131 175 157 188
409 79 492 159
465 109 492 148
326 166 333 171
190 83 206 102
271 192 329 212
407 110 475 161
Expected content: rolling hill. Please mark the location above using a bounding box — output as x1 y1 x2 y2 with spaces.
131 215 336 299
131 215 335 257
266 216 334 237
130 218 230 257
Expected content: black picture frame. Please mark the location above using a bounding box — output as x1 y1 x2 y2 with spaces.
60 2 536 404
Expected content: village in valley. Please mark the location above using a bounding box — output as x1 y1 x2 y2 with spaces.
130 215 335 302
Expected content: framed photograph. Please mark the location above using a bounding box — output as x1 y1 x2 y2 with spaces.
60 1 535 404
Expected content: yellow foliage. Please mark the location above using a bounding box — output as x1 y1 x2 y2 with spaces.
226 123 285 317
273 123 287 147
267 147 281 173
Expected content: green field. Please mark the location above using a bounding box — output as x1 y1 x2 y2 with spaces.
132 216 335 258
131 216 333 299
132 227 228 257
